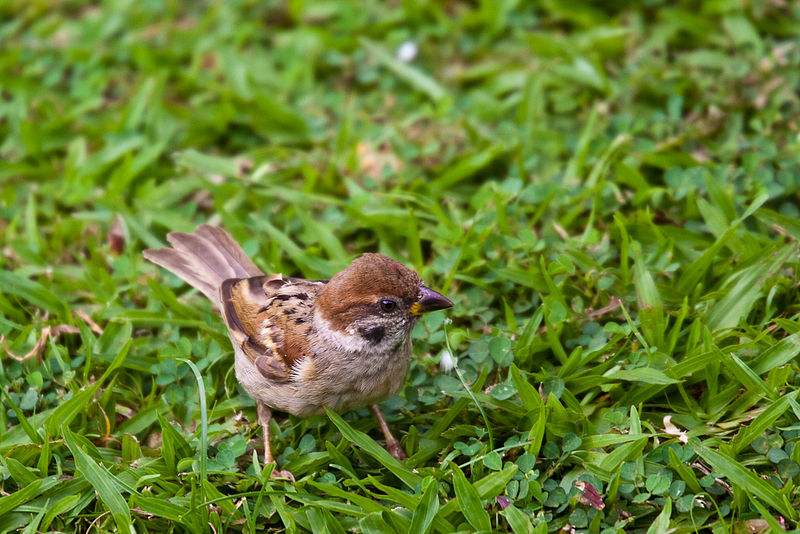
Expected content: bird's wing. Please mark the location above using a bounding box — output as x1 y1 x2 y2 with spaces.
220 275 325 383
143 224 264 306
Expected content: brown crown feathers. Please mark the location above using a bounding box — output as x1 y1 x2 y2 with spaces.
314 253 424 331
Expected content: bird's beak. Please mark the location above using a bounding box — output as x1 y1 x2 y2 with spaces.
411 286 454 316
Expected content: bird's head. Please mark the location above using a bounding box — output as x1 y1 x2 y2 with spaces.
313 253 453 351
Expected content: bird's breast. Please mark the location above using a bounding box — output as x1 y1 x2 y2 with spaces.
305 336 413 413
234 333 413 417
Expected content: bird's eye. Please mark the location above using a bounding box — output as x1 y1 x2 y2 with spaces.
379 298 397 312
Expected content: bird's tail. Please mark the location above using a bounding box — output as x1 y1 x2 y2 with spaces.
143 224 263 307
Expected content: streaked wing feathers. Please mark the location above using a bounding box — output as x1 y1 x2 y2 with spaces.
220 275 325 383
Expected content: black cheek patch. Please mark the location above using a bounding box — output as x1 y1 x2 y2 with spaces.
358 325 385 344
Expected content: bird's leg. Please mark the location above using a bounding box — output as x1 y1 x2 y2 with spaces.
370 404 407 460
257 402 295 481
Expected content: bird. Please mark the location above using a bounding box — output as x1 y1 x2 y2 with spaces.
143 224 453 480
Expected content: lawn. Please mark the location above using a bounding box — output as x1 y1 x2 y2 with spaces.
2 1 800 532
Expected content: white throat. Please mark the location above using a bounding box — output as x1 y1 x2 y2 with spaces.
311 312 404 356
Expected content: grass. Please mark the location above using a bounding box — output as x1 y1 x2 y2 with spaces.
2 1 800 532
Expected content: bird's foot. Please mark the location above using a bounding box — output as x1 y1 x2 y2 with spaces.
386 442 407 461
266 465 295 482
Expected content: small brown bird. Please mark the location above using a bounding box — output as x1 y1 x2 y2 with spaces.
143 224 453 479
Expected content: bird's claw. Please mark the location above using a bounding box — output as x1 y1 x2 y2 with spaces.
267 466 295 482
387 442 407 461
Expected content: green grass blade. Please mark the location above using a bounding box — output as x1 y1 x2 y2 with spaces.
439 464 518 518
63 428 135 533
667 448 702 494
502 503 534 534
515 306 544 363
632 246 665 349
0 386 41 445
449 462 492 531
0 479 42 517
751 333 800 375
308 481 385 513
360 38 446 103
179 358 209 508
598 438 648 472
510 364 541 412
408 477 439 534
45 338 131 436
158 411 194 474
326 408 422 489
755 207 800 241
608 367 680 385
4 457 38 487
0 270 67 315
729 390 798 453
676 227 735 295
718 351 773 398
747 492 787 533
41 494 82 531
694 444 795 519
706 244 795 331
645 496 671 534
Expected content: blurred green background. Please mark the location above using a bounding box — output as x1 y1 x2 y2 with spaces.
2 1 800 533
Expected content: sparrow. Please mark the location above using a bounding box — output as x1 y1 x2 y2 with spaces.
143 224 453 480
